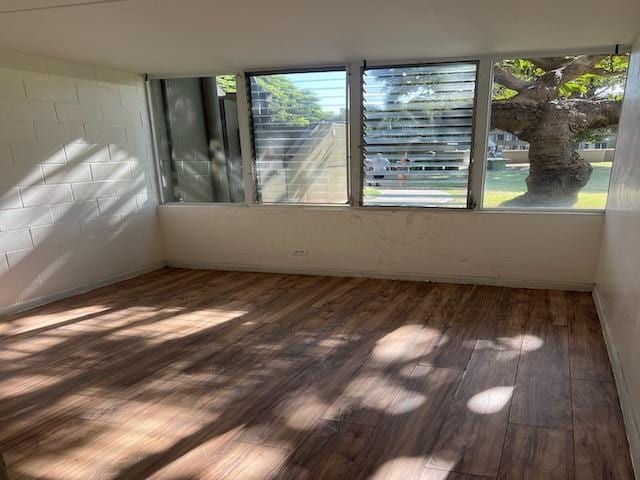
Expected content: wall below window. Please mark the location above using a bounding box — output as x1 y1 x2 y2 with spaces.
0 51 163 314
594 37 640 471
160 205 603 290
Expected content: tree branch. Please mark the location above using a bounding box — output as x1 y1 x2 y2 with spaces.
514 55 609 104
526 57 573 71
572 99 621 129
490 101 540 139
591 67 626 78
493 65 530 92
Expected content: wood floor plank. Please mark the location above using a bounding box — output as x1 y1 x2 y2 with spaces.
427 337 521 477
503 288 535 323
527 288 554 325
233 340 372 450
0 269 632 480
0 454 7 480
419 285 502 369
4 418 182 480
237 287 432 447
420 283 475 328
498 423 574 479
567 292 614 382
421 467 492 479
273 420 374 479
546 289 568 326
510 379 572 431
482 287 527 340
345 365 462 480
510 324 572 430
149 441 286 480
572 379 635 479
323 323 437 426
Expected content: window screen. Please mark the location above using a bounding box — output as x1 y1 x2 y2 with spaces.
149 75 244 203
248 70 348 204
362 62 478 207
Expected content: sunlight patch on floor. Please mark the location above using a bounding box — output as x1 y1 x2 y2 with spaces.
387 390 428 415
372 324 433 364
521 334 545 351
371 456 427 480
466 386 514 414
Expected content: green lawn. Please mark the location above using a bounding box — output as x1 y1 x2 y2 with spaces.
362 162 612 208
483 162 612 209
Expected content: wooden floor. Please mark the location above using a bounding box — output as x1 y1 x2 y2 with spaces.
0 268 634 480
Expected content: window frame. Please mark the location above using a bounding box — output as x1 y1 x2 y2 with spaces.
244 65 351 206
145 72 250 206
479 47 631 213
146 45 629 214
358 59 481 210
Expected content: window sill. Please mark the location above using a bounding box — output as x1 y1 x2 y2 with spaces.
159 202 605 216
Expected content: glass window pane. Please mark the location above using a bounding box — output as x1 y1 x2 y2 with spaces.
149 75 244 203
483 54 629 209
362 62 477 207
248 70 348 204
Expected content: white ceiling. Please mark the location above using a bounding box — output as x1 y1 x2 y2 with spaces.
0 0 638 75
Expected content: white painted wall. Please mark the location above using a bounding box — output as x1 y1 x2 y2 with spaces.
595 37 640 471
0 51 163 313
161 205 603 290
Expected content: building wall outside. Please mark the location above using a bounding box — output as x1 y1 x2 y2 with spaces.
258 123 348 204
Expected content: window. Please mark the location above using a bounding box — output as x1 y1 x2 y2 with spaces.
248 69 348 204
483 54 629 209
361 62 478 207
149 75 244 203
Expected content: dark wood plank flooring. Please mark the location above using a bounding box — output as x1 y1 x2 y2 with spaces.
0 268 634 479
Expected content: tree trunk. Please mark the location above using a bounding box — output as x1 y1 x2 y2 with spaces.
497 102 593 207
509 149 593 207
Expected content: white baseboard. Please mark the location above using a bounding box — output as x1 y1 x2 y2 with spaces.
593 286 640 479
0 262 166 317
164 259 593 291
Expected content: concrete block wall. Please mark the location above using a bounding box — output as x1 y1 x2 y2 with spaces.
0 51 163 312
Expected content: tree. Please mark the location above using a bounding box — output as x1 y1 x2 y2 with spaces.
491 54 628 206
216 75 237 94
216 74 330 127
254 75 329 127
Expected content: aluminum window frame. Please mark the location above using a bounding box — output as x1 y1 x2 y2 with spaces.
478 45 631 213
359 59 481 210
145 73 250 206
245 65 351 206
146 44 628 213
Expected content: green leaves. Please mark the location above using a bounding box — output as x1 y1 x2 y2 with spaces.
597 55 629 73
255 75 328 127
557 55 628 100
493 83 518 100
216 75 237 94
493 55 629 101
559 78 590 97
497 58 544 81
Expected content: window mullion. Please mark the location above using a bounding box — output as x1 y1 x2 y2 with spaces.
236 72 257 204
348 61 364 207
469 56 493 209
145 79 168 205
